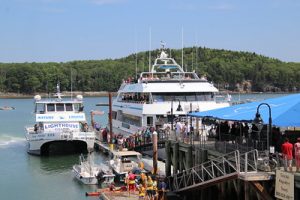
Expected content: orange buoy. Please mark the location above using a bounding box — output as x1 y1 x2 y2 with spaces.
85 192 101 196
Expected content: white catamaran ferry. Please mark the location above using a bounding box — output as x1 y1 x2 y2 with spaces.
112 44 230 136
25 86 95 155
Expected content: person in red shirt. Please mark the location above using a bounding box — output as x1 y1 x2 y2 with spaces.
294 138 300 172
281 137 293 171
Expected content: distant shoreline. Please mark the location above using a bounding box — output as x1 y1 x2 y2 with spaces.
0 91 293 99
0 91 118 99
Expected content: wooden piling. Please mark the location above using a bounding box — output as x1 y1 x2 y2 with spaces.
165 141 171 177
186 145 193 169
153 130 158 175
173 142 179 175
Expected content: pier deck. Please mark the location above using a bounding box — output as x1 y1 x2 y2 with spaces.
100 191 139 200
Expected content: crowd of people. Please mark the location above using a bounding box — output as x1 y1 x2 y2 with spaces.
100 126 166 150
124 171 167 200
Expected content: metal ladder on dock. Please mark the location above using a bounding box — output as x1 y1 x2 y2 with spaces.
168 149 258 193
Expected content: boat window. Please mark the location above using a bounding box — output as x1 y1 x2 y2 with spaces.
47 104 55 112
152 94 164 102
186 94 196 101
65 103 73 111
56 103 64 111
174 95 186 101
196 92 213 101
147 116 153 126
121 114 141 127
152 92 214 102
112 111 117 119
35 103 45 114
74 103 83 112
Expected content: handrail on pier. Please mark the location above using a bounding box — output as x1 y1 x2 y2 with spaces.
168 149 258 192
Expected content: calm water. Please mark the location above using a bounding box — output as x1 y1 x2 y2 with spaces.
0 94 288 199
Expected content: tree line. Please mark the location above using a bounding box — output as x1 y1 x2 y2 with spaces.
0 47 299 94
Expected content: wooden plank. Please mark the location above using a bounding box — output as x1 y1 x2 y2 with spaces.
238 172 274 181
249 181 273 200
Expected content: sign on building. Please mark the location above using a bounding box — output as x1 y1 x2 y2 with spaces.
275 170 294 200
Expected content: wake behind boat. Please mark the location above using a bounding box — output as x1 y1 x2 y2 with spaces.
25 84 95 155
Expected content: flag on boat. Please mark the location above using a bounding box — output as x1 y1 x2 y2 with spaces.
91 110 105 115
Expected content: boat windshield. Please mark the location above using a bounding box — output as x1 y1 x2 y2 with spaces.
35 103 45 114
113 154 141 161
152 92 215 102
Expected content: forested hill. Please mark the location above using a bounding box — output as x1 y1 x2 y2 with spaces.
0 47 299 94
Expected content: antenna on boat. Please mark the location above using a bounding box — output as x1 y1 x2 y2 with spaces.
46 80 50 99
161 40 166 49
195 32 198 73
181 27 184 71
55 82 62 100
149 27 152 72
135 28 138 80
70 66 73 100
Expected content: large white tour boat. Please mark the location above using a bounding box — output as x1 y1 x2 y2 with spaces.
111 44 230 136
25 86 95 155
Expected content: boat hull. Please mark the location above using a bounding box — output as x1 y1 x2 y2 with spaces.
72 167 98 185
25 131 95 156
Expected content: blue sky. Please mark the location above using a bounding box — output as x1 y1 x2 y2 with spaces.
1 0 300 62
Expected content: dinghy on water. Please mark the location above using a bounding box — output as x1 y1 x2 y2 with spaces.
72 153 115 185
0 106 15 110
72 153 101 185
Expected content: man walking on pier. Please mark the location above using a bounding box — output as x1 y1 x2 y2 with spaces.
281 137 293 171
294 138 300 172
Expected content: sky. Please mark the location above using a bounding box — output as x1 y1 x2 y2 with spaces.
1 0 300 63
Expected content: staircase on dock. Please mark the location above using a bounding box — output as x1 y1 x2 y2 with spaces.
168 149 263 193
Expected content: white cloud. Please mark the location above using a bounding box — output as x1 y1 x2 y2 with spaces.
210 3 235 11
170 2 236 12
90 0 126 5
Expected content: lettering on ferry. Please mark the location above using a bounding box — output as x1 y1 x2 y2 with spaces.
68 115 84 119
44 123 79 129
37 115 54 120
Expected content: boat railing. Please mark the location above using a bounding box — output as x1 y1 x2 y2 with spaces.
118 99 148 104
139 72 200 82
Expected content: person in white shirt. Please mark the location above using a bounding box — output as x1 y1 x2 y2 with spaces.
175 121 182 141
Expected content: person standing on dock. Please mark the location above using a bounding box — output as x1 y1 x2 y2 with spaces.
294 137 300 172
281 137 293 171
175 120 182 141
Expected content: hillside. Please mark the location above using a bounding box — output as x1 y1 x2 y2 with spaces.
0 47 299 94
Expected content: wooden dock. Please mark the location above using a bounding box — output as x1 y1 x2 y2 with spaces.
94 140 111 154
100 191 139 200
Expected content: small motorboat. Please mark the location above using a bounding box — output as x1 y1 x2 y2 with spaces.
97 163 115 187
0 106 15 110
73 153 101 185
109 150 142 182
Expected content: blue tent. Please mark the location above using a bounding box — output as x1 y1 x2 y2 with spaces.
189 93 300 127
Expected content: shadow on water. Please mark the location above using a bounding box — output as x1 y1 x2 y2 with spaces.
35 154 80 174
40 140 88 156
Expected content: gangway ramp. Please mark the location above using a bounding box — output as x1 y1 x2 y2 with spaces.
168 150 259 193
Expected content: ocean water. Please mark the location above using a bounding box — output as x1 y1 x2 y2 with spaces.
0 94 289 199
0 97 109 200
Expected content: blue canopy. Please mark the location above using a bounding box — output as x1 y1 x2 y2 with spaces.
189 93 300 127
